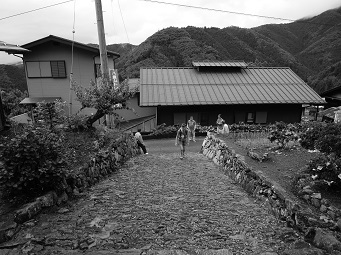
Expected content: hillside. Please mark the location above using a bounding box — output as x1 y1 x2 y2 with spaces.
116 6 341 94
0 64 27 92
1 6 340 94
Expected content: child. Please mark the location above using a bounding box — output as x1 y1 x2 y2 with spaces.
175 123 189 159
135 129 148 154
187 116 197 142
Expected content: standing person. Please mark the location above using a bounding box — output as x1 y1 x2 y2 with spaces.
135 129 148 155
216 114 225 134
175 123 189 159
187 116 197 142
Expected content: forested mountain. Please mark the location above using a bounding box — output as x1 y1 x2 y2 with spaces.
116 6 341 94
1 6 340 94
0 64 27 92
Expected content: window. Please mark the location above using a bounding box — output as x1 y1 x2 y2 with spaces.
95 64 101 78
50 61 66 78
26 61 66 78
255 111 267 124
246 112 254 123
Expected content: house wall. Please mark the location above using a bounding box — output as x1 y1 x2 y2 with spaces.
23 42 120 119
157 104 302 126
24 42 97 116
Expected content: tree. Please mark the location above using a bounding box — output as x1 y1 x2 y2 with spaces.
1 89 27 117
72 78 137 127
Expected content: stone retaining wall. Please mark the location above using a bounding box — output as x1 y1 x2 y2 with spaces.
0 134 141 244
202 134 341 253
295 174 341 225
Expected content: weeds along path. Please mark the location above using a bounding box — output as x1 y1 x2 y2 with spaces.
7 138 300 255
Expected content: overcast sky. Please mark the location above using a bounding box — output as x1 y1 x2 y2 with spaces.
0 0 340 64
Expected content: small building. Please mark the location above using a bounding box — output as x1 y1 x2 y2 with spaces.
139 61 325 126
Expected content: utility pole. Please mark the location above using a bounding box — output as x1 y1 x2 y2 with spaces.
94 0 109 80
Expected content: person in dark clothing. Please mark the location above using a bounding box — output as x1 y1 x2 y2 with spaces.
175 123 189 159
135 129 148 154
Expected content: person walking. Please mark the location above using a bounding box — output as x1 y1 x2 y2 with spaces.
175 123 189 159
187 116 197 142
135 129 148 154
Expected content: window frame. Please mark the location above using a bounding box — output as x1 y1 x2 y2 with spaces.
25 60 67 79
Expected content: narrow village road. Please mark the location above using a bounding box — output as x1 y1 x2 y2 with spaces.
4 138 300 255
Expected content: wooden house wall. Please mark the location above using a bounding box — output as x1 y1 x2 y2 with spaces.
156 104 302 126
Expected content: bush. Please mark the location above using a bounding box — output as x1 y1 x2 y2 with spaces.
268 122 299 148
65 114 88 132
306 154 341 188
0 125 67 198
94 125 121 149
299 122 326 150
150 123 178 136
315 123 341 157
33 100 66 130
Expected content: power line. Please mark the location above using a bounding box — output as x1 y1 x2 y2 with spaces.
0 0 73 21
139 0 340 27
117 0 130 43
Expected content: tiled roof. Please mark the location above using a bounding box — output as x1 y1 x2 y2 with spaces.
192 61 248 68
139 67 325 106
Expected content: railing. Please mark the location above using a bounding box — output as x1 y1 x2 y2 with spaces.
122 115 156 133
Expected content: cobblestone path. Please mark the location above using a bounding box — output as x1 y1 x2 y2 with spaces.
3 139 301 255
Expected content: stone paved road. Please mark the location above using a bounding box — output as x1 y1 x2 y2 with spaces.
3 138 301 255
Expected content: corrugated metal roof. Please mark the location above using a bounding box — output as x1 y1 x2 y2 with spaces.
20 97 61 104
192 61 248 68
139 67 325 106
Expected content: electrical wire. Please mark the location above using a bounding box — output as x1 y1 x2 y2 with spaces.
139 0 340 27
0 0 73 21
110 0 116 39
117 0 130 43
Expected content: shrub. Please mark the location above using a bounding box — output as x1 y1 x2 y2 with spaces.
314 123 341 157
65 114 88 132
150 123 178 136
268 122 299 148
33 100 66 130
0 125 67 198
306 154 341 188
299 122 326 150
94 125 121 149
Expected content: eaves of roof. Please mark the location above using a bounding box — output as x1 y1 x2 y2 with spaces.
320 85 341 97
21 35 120 58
